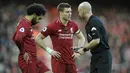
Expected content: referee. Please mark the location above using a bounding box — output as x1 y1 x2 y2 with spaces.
77 2 112 73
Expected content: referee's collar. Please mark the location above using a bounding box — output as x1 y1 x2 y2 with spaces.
88 15 94 22
86 15 94 25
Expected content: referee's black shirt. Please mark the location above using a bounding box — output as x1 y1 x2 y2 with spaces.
85 15 110 54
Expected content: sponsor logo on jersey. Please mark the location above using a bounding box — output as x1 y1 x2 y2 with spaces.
70 27 73 33
59 33 73 39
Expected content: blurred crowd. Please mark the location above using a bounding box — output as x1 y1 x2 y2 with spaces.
0 3 130 73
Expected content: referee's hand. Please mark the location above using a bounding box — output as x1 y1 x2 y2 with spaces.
78 47 85 55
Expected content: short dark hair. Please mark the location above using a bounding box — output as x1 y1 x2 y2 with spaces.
26 3 47 16
57 3 71 12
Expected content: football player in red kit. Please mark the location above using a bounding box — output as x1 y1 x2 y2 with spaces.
35 3 85 73
13 3 53 73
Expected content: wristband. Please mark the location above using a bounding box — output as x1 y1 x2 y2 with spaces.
76 51 82 55
83 48 89 52
73 47 80 52
46 47 53 54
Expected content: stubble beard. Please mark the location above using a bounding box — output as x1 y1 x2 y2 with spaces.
31 17 37 25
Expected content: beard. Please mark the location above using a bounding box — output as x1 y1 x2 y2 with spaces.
31 17 38 25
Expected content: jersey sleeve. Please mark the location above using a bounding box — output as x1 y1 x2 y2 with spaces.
17 25 28 37
41 25 52 37
90 26 100 39
13 23 28 49
72 21 79 34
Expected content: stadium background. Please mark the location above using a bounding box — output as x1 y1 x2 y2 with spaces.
0 0 130 73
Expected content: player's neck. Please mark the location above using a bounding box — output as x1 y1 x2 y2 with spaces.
25 16 33 22
60 17 68 26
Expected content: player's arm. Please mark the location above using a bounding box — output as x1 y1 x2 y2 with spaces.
35 33 61 59
13 26 30 62
78 27 100 54
13 32 24 48
85 27 100 49
75 29 85 48
72 29 85 59
13 27 27 49
35 33 53 54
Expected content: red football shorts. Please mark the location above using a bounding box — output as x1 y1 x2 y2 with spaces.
18 55 49 73
51 59 77 73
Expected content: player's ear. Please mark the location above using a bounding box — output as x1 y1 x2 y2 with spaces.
59 11 62 15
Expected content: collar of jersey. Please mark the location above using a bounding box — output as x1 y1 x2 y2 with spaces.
56 18 71 27
22 17 32 26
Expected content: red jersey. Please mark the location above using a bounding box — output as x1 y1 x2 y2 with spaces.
13 17 36 57
41 18 78 64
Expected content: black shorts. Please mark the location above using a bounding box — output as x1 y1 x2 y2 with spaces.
90 50 112 73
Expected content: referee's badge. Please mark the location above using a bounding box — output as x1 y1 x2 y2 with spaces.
91 27 96 31
19 27 25 32
70 27 73 33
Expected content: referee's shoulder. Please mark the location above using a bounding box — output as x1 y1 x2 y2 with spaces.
94 16 103 25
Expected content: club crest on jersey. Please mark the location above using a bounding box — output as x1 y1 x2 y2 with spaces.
58 29 62 32
70 27 73 33
42 27 47 32
19 27 24 32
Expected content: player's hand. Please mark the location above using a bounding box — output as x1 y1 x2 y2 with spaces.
72 52 80 60
23 52 31 63
50 51 61 59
